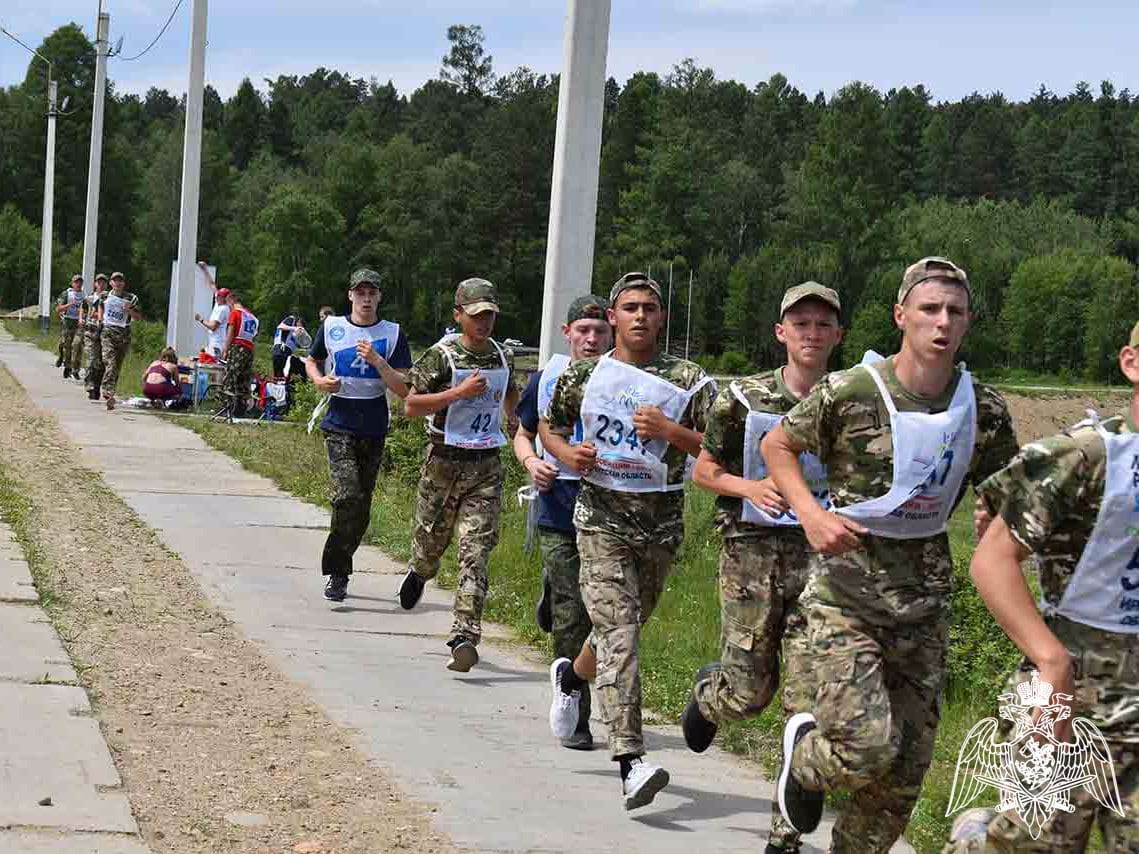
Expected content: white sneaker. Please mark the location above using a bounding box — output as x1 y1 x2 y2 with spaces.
548 658 580 738
623 761 669 811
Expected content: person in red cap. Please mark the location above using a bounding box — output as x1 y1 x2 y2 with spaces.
194 261 232 362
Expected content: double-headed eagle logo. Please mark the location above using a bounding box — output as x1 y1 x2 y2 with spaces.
947 671 1123 838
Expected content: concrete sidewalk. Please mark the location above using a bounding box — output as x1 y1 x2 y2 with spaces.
0 518 151 854
0 329 914 854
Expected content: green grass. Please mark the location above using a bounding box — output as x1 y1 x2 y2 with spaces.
179 411 1034 852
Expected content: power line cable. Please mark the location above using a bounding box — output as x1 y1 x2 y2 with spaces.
116 0 184 62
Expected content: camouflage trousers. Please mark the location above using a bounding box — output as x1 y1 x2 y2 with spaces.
409 446 502 646
100 326 131 397
321 431 385 576
223 346 254 412
540 528 592 724
83 326 103 393
578 528 678 759
58 317 81 371
942 617 1139 854
694 531 814 853
792 598 948 854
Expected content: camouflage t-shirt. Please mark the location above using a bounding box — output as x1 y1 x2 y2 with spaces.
546 352 715 543
82 292 105 328
979 412 1136 610
782 355 1018 621
407 338 516 444
702 367 807 538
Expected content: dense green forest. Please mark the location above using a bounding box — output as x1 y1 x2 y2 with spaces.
4 23 1139 379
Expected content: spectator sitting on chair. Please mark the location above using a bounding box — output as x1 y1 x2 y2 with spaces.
143 347 184 408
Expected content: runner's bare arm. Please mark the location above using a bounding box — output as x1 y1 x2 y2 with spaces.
539 418 596 475
356 340 408 399
762 423 865 553
971 515 1075 739
403 371 486 417
512 425 558 491
691 449 788 515
304 356 340 393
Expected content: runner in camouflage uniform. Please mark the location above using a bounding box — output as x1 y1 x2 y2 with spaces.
400 279 519 673
221 294 259 416
685 282 843 854
306 269 412 604
942 323 1139 853
512 294 612 750
763 257 1018 852
541 271 716 810
55 274 84 379
100 272 141 411
80 273 107 400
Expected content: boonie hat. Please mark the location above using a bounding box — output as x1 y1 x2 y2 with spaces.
780 282 841 318
898 257 971 305
455 278 500 315
566 294 609 324
609 271 663 305
349 268 382 290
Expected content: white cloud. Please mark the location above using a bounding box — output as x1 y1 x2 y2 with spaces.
681 0 855 13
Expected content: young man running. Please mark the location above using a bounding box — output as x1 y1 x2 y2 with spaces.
99 272 142 411
942 323 1139 853
306 269 411 603
762 257 1018 852
79 273 107 400
513 294 612 750
55 274 85 379
686 282 842 854
541 271 715 810
221 293 259 417
400 278 518 673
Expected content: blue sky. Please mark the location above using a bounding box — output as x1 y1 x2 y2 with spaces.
1 1 1135 103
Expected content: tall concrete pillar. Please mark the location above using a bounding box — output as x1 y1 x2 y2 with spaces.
38 80 59 332
170 0 207 353
538 0 611 365
81 11 110 295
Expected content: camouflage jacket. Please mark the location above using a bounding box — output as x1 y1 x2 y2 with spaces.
702 367 808 538
546 351 715 542
783 355 1018 621
407 338 516 444
979 411 1135 611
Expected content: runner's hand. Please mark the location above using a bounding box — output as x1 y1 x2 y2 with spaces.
632 405 672 441
566 441 598 476
454 369 488 399
974 496 994 542
744 477 788 517
356 339 388 370
525 456 559 491
1035 656 1076 743
800 508 866 555
315 374 341 393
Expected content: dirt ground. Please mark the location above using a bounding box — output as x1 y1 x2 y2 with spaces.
1003 388 1131 443
0 363 454 853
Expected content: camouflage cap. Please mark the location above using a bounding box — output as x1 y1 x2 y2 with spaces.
1129 321 1139 348
566 294 609 324
349 268 382 290
94 273 108 282
780 281 841 318
455 277 499 315
70 273 83 283
110 271 125 281
898 256 971 305
609 271 663 305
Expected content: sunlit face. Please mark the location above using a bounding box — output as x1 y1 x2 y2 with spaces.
94 279 105 293
563 317 611 360
775 300 842 370
348 285 380 319
607 287 663 350
454 306 496 343
895 280 971 360
110 277 125 294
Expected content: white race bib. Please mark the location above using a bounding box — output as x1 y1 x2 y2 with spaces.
324 317 400 400
435 340 510 450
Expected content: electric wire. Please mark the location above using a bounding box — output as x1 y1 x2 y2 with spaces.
116 0 184 62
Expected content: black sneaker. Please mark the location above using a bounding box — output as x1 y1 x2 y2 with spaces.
324 574 348 602
62 367 71 379
777 712 823 834
535 570 552 633
682 662 721 753
398 570 425 610
764 845 790 854
55 356 63 368
561 718 594 751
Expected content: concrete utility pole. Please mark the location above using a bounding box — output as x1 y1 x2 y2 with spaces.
80 10 110 295
170 0 207 354
38 80 59 332
538 0 611 365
